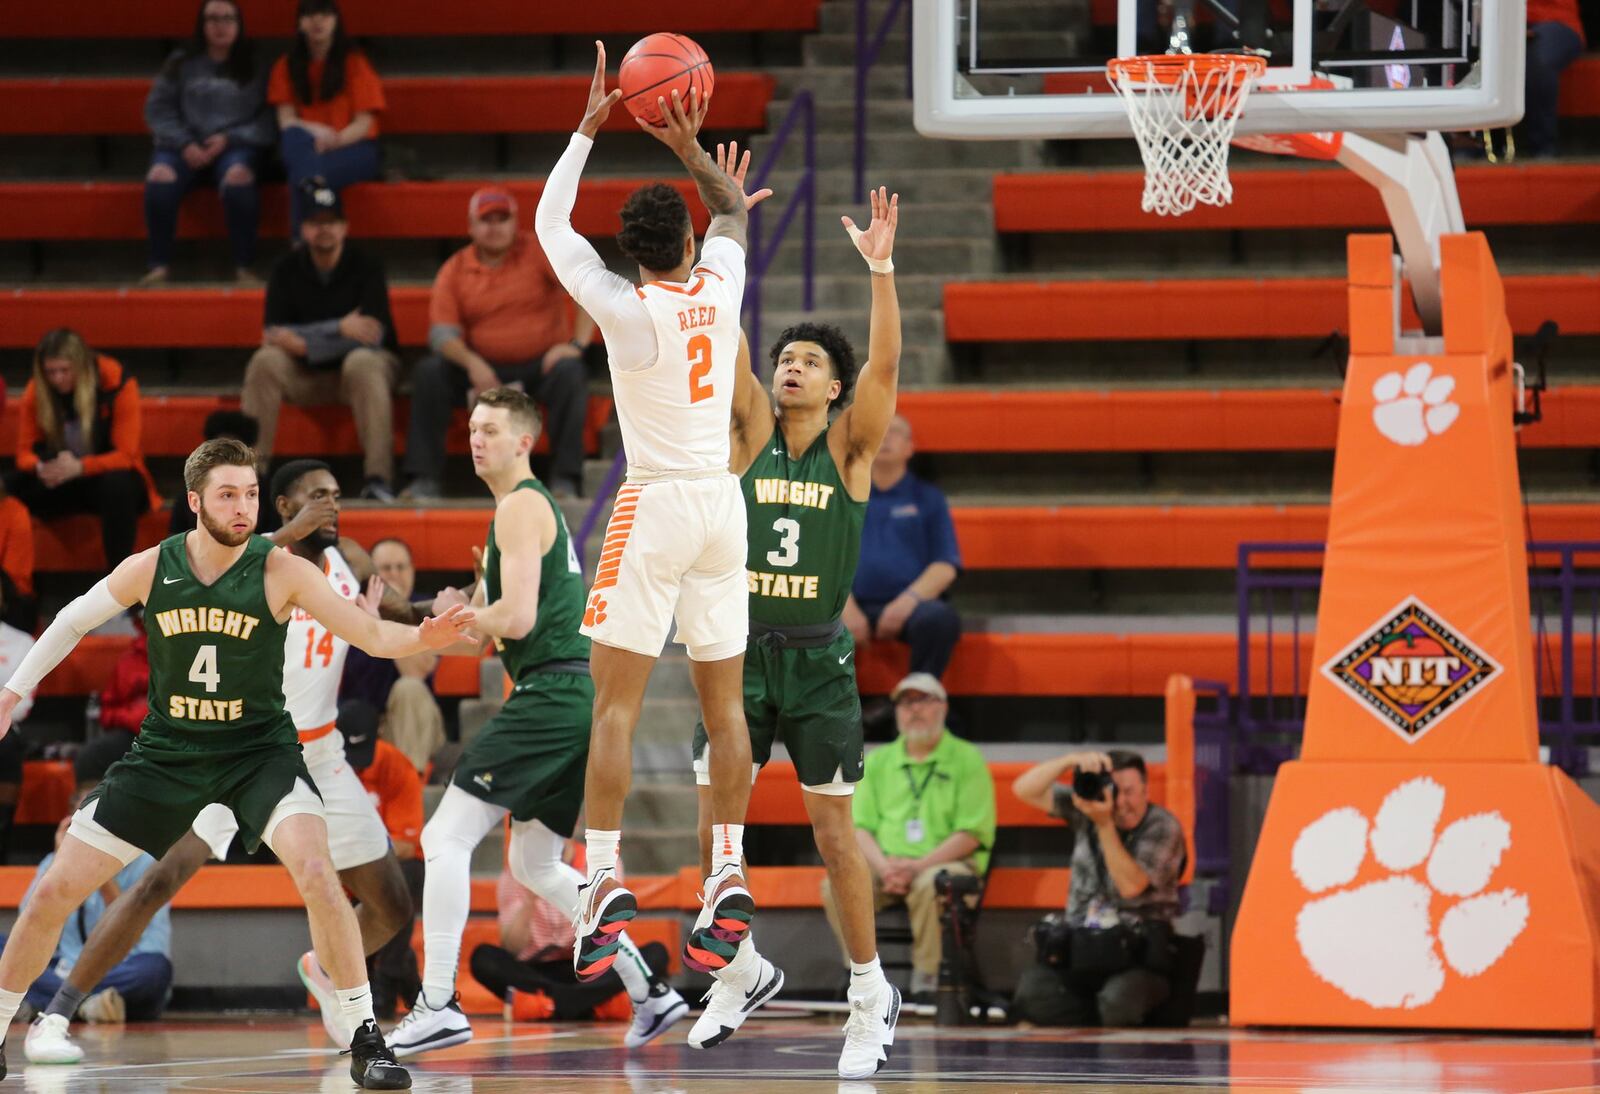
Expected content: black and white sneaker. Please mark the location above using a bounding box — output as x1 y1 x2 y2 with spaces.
686 955 784 1050
347 1019 411 1090
387 992 472 1058
839 982 900 1079
625 981 689 1049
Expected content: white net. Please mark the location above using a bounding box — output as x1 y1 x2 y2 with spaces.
1107 54 1267 217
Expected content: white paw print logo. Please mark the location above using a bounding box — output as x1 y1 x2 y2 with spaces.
1291 777 1529 1009
1371 362 1460 446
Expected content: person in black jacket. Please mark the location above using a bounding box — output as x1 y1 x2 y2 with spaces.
242 180 399 500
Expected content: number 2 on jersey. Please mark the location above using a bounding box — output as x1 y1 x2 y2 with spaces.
687 333 714 404
303 626 335 669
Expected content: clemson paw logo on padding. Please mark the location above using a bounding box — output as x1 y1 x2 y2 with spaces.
1291 777 1529 1009
1372 362 1460 446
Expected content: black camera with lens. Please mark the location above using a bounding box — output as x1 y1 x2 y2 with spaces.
1072 767 1115 802
933 870 982 899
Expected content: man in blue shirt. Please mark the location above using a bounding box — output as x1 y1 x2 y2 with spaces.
846 416 962 679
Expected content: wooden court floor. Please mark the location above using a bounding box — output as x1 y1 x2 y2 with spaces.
2 1015 1597 1092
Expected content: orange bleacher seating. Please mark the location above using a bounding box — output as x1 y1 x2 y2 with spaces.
14 760 75 826
0 74 774 136
993 162 1600 233
944 274 1600 342
0 180 709 242
0 0 823 37
26 501 1600 577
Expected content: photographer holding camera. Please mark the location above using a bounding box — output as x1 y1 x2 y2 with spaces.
1010 750 1187 1026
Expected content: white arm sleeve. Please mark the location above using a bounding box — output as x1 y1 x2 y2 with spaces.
4 578 128 698
535 133 658 373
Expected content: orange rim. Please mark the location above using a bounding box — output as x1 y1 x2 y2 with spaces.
1107 52 1267 89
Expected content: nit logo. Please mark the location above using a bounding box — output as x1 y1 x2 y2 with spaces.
1322 597 1499 743
584 593 608 628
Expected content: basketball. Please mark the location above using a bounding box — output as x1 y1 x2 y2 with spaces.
618 32 715 127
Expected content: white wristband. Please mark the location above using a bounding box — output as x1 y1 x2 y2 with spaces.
844 223 893 274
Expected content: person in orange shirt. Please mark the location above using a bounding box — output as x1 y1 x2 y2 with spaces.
267 0 383 233
6 330 160 573
402 188 594 500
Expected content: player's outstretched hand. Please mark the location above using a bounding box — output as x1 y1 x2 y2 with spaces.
715 141 773 211
842 186 899 268
419 603 477 648
355 574 385 619
578 40 623 140
638 87 710 159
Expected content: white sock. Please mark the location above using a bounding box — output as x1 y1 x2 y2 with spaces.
612 933 655 1003
585 829 620 878
0 986 23 1040
710 824 744 874
336 983 375 1032
849 955 886 996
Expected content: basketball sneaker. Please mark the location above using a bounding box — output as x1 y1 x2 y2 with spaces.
347 1018 411 1089
624 981 689 1049
23 1013 82 1065
573 869 637 981
683 863 754 973
296 950 346 1046
386 991 472 1058
686 954 783 1049
838 982 900 1079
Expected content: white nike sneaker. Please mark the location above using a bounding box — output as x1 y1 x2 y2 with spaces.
296 951 346 1046
24 1013 83 1065
387 991 473 1058
624 984 689 1049
686 956 783 1050
838 982 900 1079
573 870 637 982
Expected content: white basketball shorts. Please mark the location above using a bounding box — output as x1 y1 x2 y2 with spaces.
581 472 749 662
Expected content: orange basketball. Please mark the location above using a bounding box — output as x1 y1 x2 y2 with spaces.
618 32 715 128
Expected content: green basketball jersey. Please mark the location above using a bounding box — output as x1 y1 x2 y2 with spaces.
485 478 590 682
743 424 866 626
142 533 290 742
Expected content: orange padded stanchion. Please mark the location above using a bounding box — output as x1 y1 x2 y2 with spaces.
1231 232 1600 1031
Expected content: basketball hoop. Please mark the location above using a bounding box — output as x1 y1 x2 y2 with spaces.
1106 53 1268 217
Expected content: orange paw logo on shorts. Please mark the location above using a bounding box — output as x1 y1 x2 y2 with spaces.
584 593 608 627
1322 597 1499 743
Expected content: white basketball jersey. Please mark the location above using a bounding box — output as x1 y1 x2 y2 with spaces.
281 545 359 734
613 239 744 479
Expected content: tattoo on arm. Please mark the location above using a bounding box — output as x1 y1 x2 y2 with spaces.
682 144 744 218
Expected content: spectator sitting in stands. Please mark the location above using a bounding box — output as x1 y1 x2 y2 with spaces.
167 410 259 536
95 609 150 736
8 329 161 572
10 738 173 1028
341 538 446 775
0 480 36 634
468 855 672 1023
823 673 995 1001
846 416 962 702
1010 750 1188 1027
268 0 383 235
402 188 594 500
141 0 274 286
339 700 424 1017
1525 0 1585 157
243 181 399 500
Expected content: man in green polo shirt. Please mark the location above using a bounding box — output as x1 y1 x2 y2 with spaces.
822 673 995 1000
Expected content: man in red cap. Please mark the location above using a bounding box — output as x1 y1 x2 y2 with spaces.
404 187 594 499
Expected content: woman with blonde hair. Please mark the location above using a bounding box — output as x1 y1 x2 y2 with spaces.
7 330 161 571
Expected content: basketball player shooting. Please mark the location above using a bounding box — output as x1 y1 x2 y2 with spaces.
534 44 759 983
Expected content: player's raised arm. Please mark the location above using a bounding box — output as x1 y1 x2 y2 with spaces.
836 187 902 458
459 489 545 641
536 41 625 301
0 548 158 731
274 549 474 659
638 87 748 251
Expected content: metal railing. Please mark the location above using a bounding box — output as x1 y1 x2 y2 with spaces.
1222 540 1600 775
574 93 818 568
855 0 913 198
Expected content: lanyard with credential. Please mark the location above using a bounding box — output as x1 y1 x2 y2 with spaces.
902 762 938 845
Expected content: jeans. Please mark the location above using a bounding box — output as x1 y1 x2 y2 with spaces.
7 469 150 571
22 949 174 1021
1524 22 1584 157
403 352 589 491
145 145 262 270
280 126 381 234
860 596 962 678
